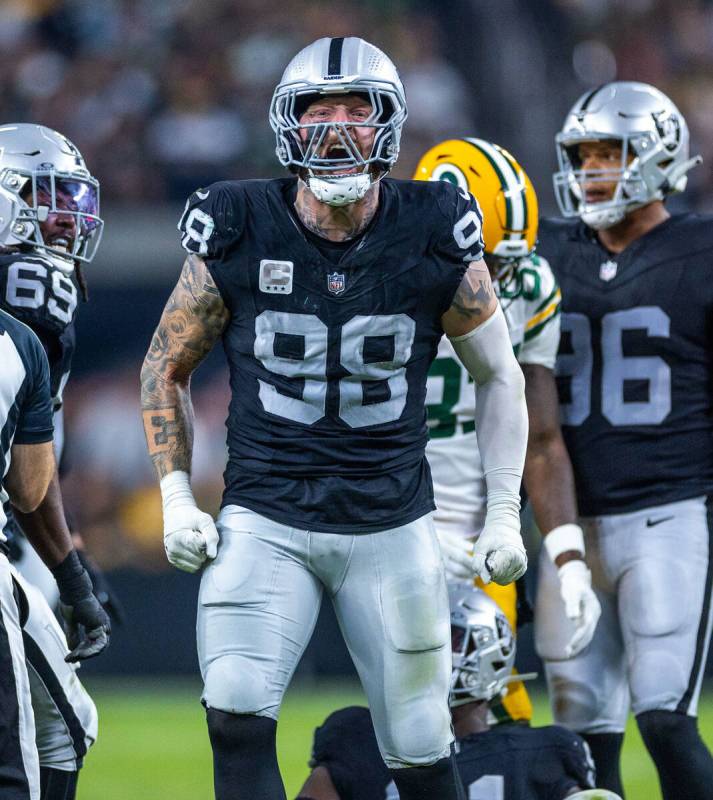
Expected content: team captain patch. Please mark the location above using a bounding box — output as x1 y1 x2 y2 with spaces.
259 260 293 294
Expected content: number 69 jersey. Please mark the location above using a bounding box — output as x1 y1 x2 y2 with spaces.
537 214 713 517
178 177 484 533
0 252 78 414
425 254 561 533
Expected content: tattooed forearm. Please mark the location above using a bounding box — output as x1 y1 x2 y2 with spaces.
140 254 229 479
441 259 498 338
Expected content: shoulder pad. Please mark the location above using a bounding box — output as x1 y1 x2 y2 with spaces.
178 181 249 259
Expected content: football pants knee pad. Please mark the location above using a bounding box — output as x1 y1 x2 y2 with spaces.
203 654 276 718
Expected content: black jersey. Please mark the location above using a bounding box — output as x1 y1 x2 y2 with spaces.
0 252 78 411
305 706 594 800
538 215 713 517
178 177 483 533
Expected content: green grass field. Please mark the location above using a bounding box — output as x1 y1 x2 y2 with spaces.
78 678 713 799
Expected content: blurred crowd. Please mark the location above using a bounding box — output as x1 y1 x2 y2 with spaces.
8 0 712 569
0 0 471 202
1 0 711 207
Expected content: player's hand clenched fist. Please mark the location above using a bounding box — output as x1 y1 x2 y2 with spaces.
436 523 527 585
472 522 527 585
161 471 219 573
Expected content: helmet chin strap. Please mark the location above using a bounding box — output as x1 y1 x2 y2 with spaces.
307 173 373 207
580 204 626 230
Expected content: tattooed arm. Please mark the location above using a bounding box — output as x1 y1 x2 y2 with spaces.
440 259 498 338
140 254 229 479
140 254 229 572
436 258 529 586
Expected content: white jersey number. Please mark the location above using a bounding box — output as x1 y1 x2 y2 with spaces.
557 307 672 427
5 262 77 325
254 310 415 428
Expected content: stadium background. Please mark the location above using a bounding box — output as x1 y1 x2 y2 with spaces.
4 0 713 797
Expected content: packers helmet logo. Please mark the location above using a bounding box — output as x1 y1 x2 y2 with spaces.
414 138 538 261
427 162 469 194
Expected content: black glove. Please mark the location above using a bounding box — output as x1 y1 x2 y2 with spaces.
76 548 126 625
51 550 111 663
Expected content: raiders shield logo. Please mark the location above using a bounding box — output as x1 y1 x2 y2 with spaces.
599 259 618 282
328 271 346 295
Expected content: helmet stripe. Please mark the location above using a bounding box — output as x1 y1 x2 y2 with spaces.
327 37 344 77
578 83 607 112
465 139 526 238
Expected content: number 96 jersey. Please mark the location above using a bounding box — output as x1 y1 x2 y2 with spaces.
538 214 713 517
0 252 77 412
178 177 484 533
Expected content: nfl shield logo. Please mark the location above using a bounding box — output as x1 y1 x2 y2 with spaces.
328 271 346 295
599 259 618 282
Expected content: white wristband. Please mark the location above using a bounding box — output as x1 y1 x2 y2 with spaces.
544 523 585 563
159 470 196 511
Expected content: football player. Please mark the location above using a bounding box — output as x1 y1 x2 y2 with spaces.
536 81 713 799
0 124 111 800
141 37 529 800
296 584 620 800
414 139 600 725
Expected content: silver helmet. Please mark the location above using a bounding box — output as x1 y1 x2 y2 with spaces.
269 36 407 206
0 124 103 272
553 81 702 229
449 583 524 706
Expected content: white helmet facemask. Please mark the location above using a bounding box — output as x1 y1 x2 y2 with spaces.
270 37 407 207
0 124 103 267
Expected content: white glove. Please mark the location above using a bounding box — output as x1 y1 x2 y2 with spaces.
472 521 527 586
160 471 219 573
544 523 602 658
436 528 476 581
557 560 601 658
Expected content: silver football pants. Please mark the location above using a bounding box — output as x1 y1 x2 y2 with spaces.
535 495 713 733
12 565 98 771
197 505 453 768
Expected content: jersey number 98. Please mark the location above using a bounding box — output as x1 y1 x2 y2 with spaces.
254 310 416 427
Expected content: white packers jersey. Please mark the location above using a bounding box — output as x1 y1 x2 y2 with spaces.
426 254 561 534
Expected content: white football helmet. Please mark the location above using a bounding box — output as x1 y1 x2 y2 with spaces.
553 81 701 229
269 36 407 206
449 583 534 706
0 124 103 272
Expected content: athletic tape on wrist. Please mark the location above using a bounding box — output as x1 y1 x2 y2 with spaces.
159 470 195 511
50 549 93 605
544 523 585 562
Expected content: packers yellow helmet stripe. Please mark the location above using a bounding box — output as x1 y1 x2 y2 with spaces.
413 138 538 259
464 138 529 241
